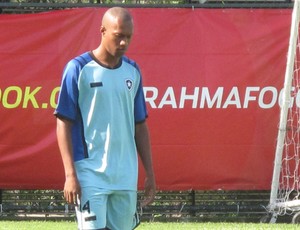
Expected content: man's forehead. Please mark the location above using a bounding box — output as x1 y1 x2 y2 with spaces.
109 18 133 32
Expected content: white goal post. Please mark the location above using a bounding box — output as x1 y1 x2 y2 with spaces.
269 0 300 221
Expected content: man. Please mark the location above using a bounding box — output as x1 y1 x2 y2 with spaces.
55 7 156 230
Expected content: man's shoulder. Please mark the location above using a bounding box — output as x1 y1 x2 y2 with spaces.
122 56 140 72
70 51 93 67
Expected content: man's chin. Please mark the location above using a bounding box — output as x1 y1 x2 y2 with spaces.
116 49 126 56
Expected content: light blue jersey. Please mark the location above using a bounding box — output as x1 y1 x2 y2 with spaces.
55 52 148 191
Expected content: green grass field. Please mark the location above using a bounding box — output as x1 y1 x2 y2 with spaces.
0 221 299 230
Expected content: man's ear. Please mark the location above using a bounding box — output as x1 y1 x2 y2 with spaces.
100 26 106 34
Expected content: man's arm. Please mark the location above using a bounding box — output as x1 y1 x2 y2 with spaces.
56 117 81 205
135 121 156 207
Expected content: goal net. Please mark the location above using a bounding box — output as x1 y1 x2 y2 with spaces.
269 0 300 220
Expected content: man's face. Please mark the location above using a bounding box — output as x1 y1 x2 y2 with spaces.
102 18 133 58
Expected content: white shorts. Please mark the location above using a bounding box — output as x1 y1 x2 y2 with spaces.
75 187 139 230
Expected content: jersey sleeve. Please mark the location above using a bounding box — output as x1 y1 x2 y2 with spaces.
134 73 148 123
54 60 80 121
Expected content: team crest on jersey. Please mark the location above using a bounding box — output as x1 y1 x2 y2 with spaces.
125 79 133 91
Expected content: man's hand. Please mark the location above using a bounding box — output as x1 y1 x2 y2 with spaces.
63 175 81 206
140 176 156 207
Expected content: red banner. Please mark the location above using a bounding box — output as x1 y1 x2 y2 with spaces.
0 8 292 190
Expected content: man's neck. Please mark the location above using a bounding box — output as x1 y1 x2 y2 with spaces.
92 47 121 69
